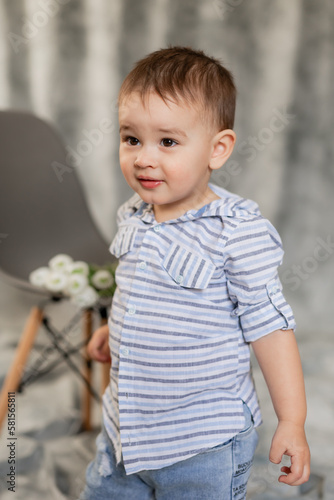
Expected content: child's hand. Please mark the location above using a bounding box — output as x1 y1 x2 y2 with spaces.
269 420 310 486
87 324 111 363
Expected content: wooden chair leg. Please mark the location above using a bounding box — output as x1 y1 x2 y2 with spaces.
82 309 93 431
0 306 44 433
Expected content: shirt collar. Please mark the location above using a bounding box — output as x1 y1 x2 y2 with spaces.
130 183 261 225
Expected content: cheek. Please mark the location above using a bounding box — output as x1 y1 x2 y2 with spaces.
119 157 126 173
119 161 133 185
168 167 195 189
164 164 184 185
119 151 131 171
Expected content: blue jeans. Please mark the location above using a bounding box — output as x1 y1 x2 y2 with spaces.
79 404 258 500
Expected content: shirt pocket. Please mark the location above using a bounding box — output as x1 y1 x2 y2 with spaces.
109 226 138 258
162 243 216 289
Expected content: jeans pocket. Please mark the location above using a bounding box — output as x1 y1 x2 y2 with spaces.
202 437 234 455
237 402 255 438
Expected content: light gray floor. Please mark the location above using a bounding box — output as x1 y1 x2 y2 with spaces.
0 279 333 499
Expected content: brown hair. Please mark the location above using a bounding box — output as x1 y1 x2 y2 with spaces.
118 46 236 131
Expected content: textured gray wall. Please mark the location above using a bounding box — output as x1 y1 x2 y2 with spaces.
1 0 333 334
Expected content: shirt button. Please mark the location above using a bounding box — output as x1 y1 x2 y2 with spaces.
176 274 183 284
139 261 147 270
128 306 136 315
154 224 161 233
120 346 129 356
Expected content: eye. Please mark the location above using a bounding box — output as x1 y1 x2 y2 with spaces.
125 136 140 146
161 138 177 147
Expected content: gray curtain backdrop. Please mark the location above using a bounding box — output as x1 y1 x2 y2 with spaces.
1 0 333 334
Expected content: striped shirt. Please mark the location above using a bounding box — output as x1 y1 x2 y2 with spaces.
102 183 295 474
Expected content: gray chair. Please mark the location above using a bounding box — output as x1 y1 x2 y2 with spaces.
0 110 113 432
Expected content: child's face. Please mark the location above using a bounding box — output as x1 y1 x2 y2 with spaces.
118 91 220 222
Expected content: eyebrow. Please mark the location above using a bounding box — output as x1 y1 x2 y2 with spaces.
157 127 187 138
119 125 133 133
119 125 187 138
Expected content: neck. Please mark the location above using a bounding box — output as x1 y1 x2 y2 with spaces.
153 187 220 223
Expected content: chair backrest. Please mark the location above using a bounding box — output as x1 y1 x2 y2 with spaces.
0 111 113 292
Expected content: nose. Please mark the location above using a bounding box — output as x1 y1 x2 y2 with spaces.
134 145 158 168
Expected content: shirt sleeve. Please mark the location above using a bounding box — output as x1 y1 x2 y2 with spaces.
224 216 296 342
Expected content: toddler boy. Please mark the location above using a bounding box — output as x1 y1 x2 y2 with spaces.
80 46 310 500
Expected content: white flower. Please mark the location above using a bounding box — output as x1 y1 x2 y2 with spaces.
91 270 114 290
29 267 50 288
45 271 69 293
48 254 73 272
67 260 89 276
67 274 89 295
71 286 99 308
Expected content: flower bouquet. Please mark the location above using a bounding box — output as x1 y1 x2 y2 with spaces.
29 254 117 308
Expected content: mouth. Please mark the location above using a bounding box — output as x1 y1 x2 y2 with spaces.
137 176 163 189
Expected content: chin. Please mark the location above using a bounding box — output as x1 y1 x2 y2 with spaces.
136 191 155 204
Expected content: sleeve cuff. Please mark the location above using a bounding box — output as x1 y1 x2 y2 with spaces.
239 279 296 342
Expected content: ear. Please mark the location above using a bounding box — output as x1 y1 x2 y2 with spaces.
209 129 236 170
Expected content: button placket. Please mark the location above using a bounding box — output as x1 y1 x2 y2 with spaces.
268 283 280 297
128 305 136 315
119 225 157 457
120 346 130 356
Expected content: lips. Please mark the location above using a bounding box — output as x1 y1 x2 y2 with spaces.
137 177 163 189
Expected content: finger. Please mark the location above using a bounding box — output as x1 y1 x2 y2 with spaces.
87 333 105 352
100 348 111 362
87 338 111 362
279 461 310 486
87 342 104 360
88 349 110 363
279 459 302 485
97 354 111 363
269 444 284 465
101 349 111 362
